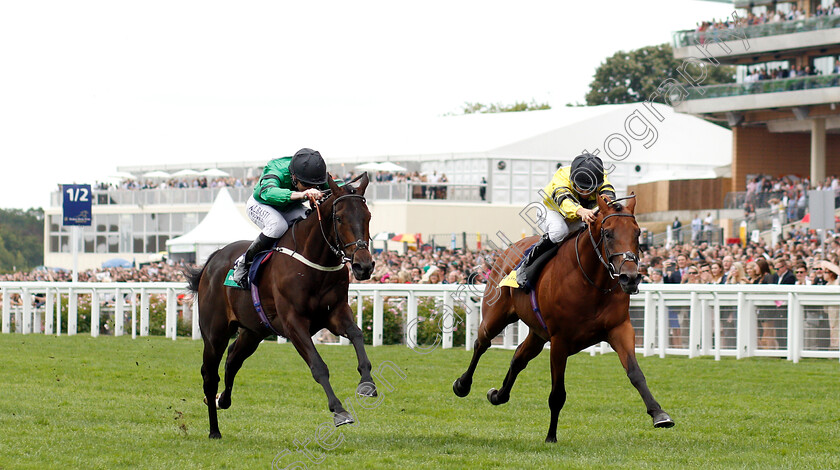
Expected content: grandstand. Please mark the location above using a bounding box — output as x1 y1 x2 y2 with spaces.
671 0 840 192
44 103 731 269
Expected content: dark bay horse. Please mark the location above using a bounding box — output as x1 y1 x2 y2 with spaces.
186 174 377 439
453 194 674 443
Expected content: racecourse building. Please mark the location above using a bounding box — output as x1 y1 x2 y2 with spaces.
43 104 731 269
671 0 840 191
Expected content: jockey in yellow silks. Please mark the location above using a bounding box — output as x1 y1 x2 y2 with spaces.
516 154 615 288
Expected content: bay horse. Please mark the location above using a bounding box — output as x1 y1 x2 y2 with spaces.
453 193 674 443
186 173 377 439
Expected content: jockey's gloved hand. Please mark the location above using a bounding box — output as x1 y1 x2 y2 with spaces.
576 207 597 224
303 188 323 200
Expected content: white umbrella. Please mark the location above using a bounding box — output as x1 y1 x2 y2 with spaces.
354 162 384 172
142 170 171 178
171 169 200 177
377 162 407 172
200 168 230 177
110 171 136 180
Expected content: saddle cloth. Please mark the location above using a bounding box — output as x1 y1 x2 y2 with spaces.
223 249 274 288
497 242 538 289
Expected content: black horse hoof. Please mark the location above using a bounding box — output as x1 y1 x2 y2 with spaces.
334 411 355 427
356 382 377 398
217 391 231 410
545 435 557 444
487 388 508 406
653 411 675 428
452 378 471 397
209 431 222 439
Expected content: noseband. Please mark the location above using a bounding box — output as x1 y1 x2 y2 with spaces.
575 195 640 294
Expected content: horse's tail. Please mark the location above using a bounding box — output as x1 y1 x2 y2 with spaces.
183 249 222 293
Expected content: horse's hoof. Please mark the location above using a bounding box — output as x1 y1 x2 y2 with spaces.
209 431 222 439
452 378 471 397
356 382 377 398
545 435 557 444
217 391 231 410
334 411 354 427
653 411 675 428
487 388 508 406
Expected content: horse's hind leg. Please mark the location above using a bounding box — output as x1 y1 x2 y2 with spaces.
453 292 516 398
217 328 263 410
607 320 675 428
329 305 377 397
488 330 547 405
286 315 353 427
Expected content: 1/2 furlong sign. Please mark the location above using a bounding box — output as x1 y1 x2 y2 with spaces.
62 184 92 226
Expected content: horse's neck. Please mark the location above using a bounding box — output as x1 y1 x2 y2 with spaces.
288 201 341 266
569 224 613 289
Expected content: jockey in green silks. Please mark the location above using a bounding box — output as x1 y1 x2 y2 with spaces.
232 148 330 288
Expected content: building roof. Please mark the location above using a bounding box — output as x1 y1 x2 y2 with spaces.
325 103 732 168
120 103 731 172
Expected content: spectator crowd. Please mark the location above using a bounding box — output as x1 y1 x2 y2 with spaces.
695 2 840 37
95 176 260 192
742 174 840 223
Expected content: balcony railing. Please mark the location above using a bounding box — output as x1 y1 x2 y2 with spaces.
50 187 255 207
51 182 489 208
684 74 840 100
673 15 840 49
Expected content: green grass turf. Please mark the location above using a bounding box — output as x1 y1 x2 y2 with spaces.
0 335 837 469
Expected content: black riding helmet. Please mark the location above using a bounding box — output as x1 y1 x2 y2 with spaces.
570 154 604 194
290 148 327 186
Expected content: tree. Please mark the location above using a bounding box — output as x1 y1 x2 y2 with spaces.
585 43 734 106
460 99 551 114
0 207 44 272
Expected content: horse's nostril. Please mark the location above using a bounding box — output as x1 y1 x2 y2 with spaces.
352 263 362 272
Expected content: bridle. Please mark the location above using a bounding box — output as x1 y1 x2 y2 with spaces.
310 175 371 264
575 195 640 294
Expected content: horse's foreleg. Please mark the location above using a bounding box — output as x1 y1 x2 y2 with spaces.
453 295 516 398
607 320 675 428
488 330 546 405
545 338 568 443
217 328 262 410
329 306 377 398
286 317 353 427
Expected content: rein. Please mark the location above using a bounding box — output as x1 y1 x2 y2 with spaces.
575 195 640 294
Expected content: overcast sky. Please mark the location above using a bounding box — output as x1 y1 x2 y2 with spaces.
0 0 735 210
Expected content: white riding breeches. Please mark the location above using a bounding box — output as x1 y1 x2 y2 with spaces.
540 202 584 244
246 195 308 238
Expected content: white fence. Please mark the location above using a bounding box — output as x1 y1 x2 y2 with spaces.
1 282 838 363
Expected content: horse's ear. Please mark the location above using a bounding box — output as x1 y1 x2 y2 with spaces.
355 172 370 195
597 194 611 215
327 173 343 196
627 191 636 214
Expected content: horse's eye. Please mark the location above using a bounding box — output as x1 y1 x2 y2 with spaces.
335 216 341 222
604 231 613 239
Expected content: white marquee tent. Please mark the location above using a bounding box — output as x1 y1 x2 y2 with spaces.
166 188 259 263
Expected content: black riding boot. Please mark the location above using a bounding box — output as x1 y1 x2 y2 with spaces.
516 233 559 290
233 233 279 288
